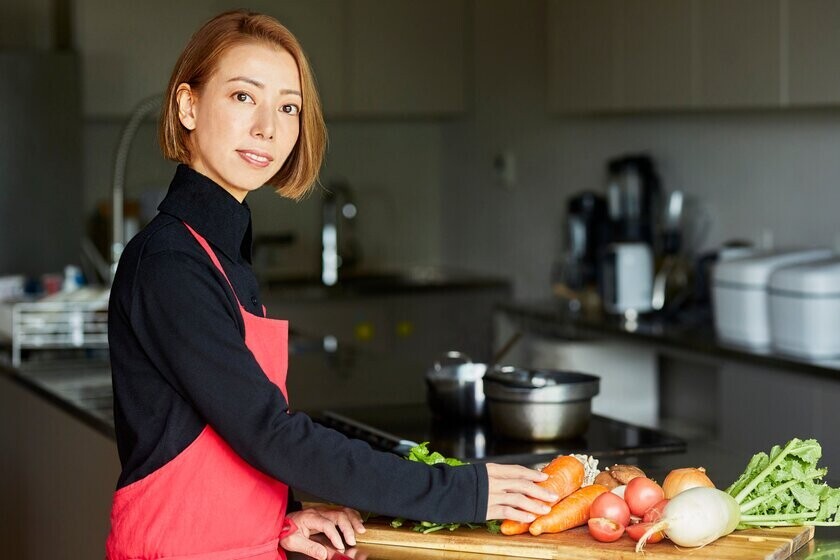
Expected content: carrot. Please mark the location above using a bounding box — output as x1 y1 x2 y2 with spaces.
500 455 586 536
528 484 609 536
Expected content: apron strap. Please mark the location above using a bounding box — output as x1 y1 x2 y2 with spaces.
182 222 243 309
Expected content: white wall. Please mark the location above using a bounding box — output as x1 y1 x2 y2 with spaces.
440 0 840 298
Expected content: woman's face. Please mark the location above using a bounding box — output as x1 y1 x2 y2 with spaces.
176 41 302 201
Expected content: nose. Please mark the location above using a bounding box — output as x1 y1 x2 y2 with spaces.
251 104 275 141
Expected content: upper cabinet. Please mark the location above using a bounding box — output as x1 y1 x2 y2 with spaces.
694 0 781 109
618 0 693 110
548 0 840 113
787 0 840 106
75 0 466 119
347 0 467 117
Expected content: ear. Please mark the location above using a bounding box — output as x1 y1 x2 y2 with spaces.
176 84 197 131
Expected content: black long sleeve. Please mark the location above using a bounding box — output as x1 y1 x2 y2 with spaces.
109 165 488 524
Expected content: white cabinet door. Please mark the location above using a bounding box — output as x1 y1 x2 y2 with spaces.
695 0 782 108
787 0 840 106
347 0 467 116
547 0 621 113
617 0 693 110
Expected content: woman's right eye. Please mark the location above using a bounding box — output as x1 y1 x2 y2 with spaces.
234 92 254 103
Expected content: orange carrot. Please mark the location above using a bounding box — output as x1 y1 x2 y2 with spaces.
528 484 609 536
500 455 586 536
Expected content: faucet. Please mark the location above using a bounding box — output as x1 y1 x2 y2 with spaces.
111 94 164 282
321 181 360 286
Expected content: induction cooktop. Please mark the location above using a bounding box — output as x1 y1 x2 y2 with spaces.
315 404 685 465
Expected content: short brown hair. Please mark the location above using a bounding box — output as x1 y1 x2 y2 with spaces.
159 10 326 200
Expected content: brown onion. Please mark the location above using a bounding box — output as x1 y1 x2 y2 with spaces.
662 467 715 499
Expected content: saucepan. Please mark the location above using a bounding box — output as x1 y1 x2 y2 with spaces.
483 366 600 441
424 333 523 420
424 351 487 420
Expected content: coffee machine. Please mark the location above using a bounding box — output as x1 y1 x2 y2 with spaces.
601 154 661 314
552 191 608 309
605 154 660 246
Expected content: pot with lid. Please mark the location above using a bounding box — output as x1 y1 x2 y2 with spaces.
483 367 600 441
425 352 487 420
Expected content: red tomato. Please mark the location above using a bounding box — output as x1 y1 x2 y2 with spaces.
624 477 665 517
625 522 665 543
587 518 625 543
590 492 631 527
642 499 669 524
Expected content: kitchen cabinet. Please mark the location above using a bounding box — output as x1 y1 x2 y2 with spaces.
546 0 619 113
548 0 692 113
346 0 467 116
787 0 840 106
0 372 120 559
547 0 840 113
617 0 693 111
695 0 781 108
75 0 466 118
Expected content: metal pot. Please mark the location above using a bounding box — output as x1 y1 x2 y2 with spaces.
483 366 600 441
425 352 486 420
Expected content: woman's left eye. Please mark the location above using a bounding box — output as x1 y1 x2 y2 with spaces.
280 104 300 116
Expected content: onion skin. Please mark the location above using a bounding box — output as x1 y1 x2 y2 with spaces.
662 467 715 499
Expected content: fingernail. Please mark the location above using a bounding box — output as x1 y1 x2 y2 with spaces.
548 494 559 502
359 527 366 533
541 505 551 514
525 514 536 522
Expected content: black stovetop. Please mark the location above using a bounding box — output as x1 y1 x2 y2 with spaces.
315 404 685 465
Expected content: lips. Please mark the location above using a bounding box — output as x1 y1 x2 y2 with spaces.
236 149 273 168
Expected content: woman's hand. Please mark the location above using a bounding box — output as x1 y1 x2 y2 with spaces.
281 506 366 560
485 463 558 522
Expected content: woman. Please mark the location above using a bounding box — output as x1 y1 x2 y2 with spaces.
105 10 556 560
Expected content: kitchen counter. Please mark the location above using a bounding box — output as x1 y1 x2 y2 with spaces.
3 361 839 557
498 300 840 379
263 268 511 300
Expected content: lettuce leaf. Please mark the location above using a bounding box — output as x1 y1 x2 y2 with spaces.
395 442 494 533
727 438 840 528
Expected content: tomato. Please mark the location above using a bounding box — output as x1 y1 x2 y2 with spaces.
625 521 665 543
590 491 631 527
587 517 625 543
643 499 669 524
624 477 665 517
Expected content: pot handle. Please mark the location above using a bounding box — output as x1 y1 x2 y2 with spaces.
433 351 473 371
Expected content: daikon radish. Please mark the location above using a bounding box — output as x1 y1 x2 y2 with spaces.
635 487 741 551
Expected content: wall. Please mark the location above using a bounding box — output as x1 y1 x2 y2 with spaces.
441 0 840 298
6 0 840 293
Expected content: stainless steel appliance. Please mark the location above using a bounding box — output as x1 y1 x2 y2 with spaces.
483 367 600 441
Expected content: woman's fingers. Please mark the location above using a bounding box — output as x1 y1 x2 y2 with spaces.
317 506 366 545
279 532 329 560
485 463 559 522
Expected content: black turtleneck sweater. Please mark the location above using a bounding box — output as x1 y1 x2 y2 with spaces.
108 164 488 524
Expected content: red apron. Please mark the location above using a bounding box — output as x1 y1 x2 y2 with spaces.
106 223 293 560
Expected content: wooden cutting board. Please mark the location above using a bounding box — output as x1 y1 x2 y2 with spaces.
355 519 814 560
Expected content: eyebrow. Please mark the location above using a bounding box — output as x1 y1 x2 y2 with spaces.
226 76 301 97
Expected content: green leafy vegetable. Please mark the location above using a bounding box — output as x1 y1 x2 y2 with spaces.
392 442 497 534
726 438 840 528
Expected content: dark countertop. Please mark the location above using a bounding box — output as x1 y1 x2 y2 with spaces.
262 268 511 299
498 300 840 378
